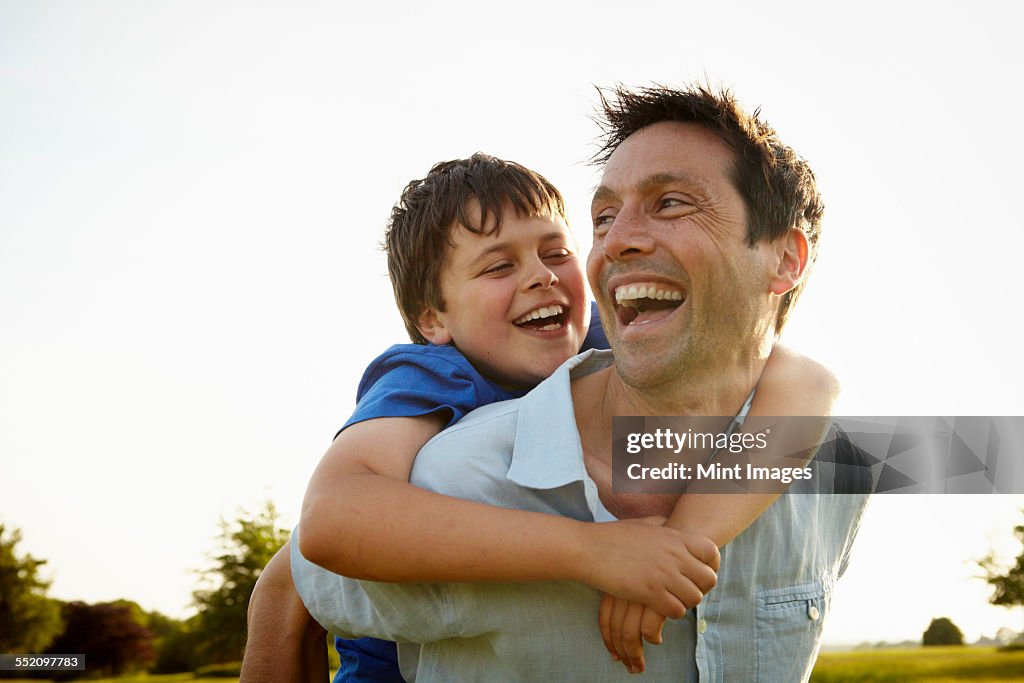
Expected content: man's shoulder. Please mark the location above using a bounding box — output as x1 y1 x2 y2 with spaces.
815 422 876 495
429 398 523 441
409 351 611 501
411 400 520 486
424 348 613 446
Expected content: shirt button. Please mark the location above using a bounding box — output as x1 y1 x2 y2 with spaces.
698 618 708 634
808 605 820 621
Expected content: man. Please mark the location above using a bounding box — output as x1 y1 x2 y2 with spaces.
263 83 868 682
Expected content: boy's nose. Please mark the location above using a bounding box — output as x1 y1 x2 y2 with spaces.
526 264 559 290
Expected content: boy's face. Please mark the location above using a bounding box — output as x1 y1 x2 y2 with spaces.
418 209 588 390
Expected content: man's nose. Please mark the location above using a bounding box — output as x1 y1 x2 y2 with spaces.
600 207 655 260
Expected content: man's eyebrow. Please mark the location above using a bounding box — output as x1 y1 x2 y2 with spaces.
640 172 709 192
592 172 711 210
591 185 617 209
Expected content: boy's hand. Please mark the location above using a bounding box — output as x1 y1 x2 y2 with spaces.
581 518 718 620
598 594 667 674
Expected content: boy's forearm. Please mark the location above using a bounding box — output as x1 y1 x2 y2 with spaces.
301 475 593 584
664 493 780 547
302 475 721 620
665 346 837 546
664 415 831 546
300 416 619 589
664 421 827 546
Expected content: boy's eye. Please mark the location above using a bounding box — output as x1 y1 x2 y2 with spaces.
481 262 513 276
543 248 571 261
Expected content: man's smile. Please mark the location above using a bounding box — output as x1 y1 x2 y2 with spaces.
612 282 687 327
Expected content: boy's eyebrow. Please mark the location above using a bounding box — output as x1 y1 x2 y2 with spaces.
466 243 511 268
592 172 710 211
465 231 569 268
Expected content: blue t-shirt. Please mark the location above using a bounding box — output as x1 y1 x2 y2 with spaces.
332 303 607 682
340 343 523 434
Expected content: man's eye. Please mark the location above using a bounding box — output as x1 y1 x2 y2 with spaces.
659 196 694 211
593 213 615 233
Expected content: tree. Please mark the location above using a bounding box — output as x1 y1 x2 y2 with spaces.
46 601 154 675
0 524 63 653
192 501 289 664
146 611 202 673
979 514 1024 632
922 617 964 646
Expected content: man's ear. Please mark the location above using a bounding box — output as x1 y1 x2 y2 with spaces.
768 228 809 296
415 308 452 345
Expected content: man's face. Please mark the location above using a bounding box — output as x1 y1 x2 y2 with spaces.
588 121 780 389
421 209 589 390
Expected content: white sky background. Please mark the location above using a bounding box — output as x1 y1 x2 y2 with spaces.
2 0 1023 646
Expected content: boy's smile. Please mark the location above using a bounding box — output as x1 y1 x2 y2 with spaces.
417 210 588 390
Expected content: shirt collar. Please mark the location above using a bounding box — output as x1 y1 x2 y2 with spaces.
507 349 614 490
506 348 758 490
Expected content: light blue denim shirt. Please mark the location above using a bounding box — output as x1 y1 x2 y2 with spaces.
293 350 869 682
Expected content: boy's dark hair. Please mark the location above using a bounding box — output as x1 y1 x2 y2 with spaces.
385 153 567 344
593 84 824 332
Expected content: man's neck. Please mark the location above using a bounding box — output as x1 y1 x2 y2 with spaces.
579 349 768 415
571 349 772 519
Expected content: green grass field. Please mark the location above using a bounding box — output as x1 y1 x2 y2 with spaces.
6 647 1022 682
810 646 1024 682
2 677 229 683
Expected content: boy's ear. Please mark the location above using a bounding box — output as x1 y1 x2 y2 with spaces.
768 228 809 296
415 308 452 346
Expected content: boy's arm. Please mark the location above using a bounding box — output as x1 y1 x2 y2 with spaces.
300 415 717 619
666 345 838 543
600 345 839 673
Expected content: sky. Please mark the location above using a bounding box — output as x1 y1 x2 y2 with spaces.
2 0 1023 647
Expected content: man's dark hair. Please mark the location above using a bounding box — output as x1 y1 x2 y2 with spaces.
594 84 824 332
385 153 567 344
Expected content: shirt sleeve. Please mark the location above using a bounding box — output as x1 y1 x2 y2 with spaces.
341 346 498 434
290 527 463 644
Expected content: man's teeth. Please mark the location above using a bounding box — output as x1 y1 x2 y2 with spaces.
514 304 564 325
614 284 684 304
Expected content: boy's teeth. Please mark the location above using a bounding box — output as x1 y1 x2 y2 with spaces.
614 284 684 304
514 304 564 325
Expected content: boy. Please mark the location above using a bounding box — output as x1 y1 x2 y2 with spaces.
247 153 836 680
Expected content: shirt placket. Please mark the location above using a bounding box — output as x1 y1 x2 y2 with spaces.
694 581 723 682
